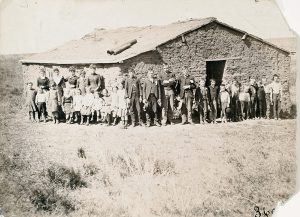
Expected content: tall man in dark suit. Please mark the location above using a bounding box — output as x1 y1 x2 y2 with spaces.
159 63 176 126
178 68 196 125
125 69 143 127
142 68 162 127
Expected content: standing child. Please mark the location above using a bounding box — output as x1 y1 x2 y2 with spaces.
62 88 73 124
194 79 209 124
110 86 119 125
101 89 113 126
117 81 129 128
25 82 38 122
270 74 282 120
35 88 47 122
47 83 60 124
80 87 94 126
92 92 105 122
219 84 231 123
73 89 83 124
239 84 251 120
257 81 266 119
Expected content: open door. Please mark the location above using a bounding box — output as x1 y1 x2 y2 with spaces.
205 60 226 87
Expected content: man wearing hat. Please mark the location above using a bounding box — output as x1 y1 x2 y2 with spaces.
87 64 105 93
125 69 143 127
159 63 176 126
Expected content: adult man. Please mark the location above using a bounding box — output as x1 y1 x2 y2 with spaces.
262 77 273 119
87 64 105 93
178 68 196 125
125 69 143 127
159 64 176 126
270 74 282 120
249 77 258 119
208 79 219 124
142 68 161 127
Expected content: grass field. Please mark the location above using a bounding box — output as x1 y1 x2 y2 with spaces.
0 53 297 217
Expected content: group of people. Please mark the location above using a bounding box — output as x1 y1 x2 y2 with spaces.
25 63 283 128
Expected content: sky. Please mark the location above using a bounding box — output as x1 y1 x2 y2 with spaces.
0 0 296 54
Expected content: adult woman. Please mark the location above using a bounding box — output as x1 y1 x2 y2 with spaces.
51 68 66 101
37 68 50 90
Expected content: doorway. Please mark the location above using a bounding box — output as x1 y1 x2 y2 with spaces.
205 60 226 87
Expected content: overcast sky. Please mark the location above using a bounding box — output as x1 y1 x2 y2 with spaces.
0 0 295 54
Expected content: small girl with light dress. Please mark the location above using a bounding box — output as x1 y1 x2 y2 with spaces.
117 81 129 129
92 91 105 122
73 88 83 124
80 87 94 126
101 89 113 126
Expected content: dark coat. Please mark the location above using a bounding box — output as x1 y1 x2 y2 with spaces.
142 78 161 100
178 75 196 98
125 77 142 98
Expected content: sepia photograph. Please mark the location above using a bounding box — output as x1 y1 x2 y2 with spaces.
0 0 298 216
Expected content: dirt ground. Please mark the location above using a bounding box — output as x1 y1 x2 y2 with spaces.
0 108 296 217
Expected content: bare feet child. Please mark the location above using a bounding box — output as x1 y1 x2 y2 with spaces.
26 82 38 122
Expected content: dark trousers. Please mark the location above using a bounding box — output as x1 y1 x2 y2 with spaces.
37 102 47 118
257 97 265 118
265 93 271 118
146 94 158 123
198 100 208 123
181 96 193 123
130 92 141 124
273 93 281 119
162 89 174 124
250 97 257 119
210 98 218 122
231 95 239 121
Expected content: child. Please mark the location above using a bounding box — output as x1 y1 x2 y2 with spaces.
73 89 83 123
194 79 209 124
62 88 73 124
76 70 88 95
239 84 251 120
35 88 47 122
219 84 231 123
110 86 119 125
92 91 105 122
101 89 112 126
117 81 129 128
25 82 38 122
80 87 94 126
47 83 60 124
270 74 282 120
257 81 266 119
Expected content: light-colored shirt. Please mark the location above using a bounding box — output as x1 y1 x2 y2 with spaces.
263 84 272 94
231 84 239 97
270 81 282 94
117 89 127 109
36 93 47 103
220 90 230 104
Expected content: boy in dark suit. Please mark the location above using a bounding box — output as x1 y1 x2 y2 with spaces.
142 68 162 127
194 79 209 124
208 79 219 124
178 68 196 125
125 69 143 127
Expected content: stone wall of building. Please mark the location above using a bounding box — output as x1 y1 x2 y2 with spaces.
156 22 291 113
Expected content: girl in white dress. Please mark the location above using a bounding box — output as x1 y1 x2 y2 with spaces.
73 89 83 124
117 81 129 129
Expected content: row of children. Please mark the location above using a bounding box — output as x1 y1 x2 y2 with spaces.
26 63 284 127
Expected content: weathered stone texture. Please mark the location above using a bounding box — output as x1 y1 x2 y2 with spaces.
157 23 291 112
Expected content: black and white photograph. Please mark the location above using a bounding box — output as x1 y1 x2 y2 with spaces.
0 0 299 216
